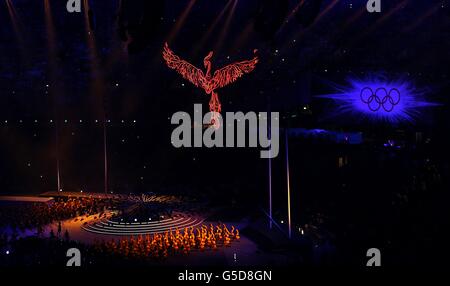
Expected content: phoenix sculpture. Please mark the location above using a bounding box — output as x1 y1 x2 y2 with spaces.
163 42 259 128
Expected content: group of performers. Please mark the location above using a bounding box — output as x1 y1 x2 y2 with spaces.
95 223 240 259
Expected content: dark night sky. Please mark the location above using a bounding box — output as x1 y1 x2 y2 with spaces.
0 0 449 197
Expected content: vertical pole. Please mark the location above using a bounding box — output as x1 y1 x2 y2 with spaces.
56 121 61 192
285 129 292 239
268 121 273 229
104 121 108 194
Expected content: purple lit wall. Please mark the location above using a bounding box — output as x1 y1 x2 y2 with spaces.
319 74 436 123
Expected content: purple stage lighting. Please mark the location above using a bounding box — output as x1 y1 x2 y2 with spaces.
319 74 437 123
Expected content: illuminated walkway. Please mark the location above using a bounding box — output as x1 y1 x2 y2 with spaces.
82 212 204 235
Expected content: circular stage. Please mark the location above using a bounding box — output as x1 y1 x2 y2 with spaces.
81 212 204 235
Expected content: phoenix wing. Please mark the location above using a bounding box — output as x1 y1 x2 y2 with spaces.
211 53 258 90
162 42 205 88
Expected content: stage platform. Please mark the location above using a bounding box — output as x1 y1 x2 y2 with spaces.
0 195 54 204
40 191 114 199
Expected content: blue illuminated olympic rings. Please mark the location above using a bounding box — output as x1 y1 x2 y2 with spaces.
360 87 401 112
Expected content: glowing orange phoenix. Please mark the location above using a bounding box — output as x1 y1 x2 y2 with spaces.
163 42 258 128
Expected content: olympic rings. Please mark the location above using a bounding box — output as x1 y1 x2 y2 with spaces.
360 87 401 112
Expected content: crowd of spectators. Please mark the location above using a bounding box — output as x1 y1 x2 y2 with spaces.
0 197 115 232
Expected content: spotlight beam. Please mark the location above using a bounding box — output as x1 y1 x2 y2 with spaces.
44 0 62 193
313 0 339 24
285 129 292 239
6 0 28 63
283 0 339 52
166 0 197 44
285 5 363 67
193 0 233 56
348 0 409 48
44 0 57 55
277 0 306 33
83 0 109 194
213 0 238 55
342 7 367 29
230 20 253 51
298 6 367 68
402 3 441 33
